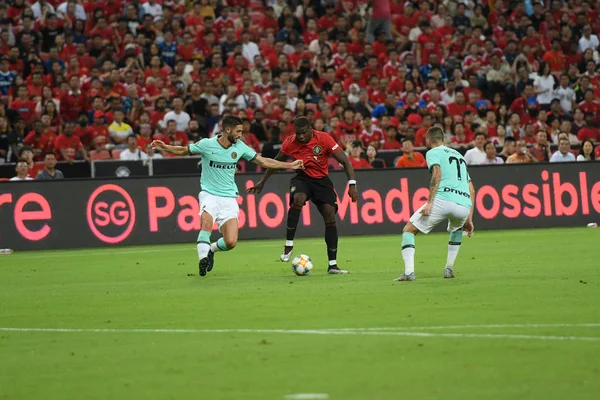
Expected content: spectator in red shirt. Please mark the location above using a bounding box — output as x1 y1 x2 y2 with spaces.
578 113 600 142
10 85 37 124
54 122 89 162
87 111 111 151
382 125 402 150
162 120 189 149
360 117 384 149
395 139 427 168
335 108 363 149
241 119 260 153
347 140 372 169
60 75 88 122
24 120 53 161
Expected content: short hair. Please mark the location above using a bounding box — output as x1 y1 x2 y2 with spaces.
222 115 243 131
128 134 137 141
17 158 28 164
293 116 311 133
504 137 517 144
475 132 487 139
426 126 444 143
42 151 56 159
483 142 495 151
166 119 177 125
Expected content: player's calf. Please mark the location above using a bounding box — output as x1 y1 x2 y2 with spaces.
444 230 463 278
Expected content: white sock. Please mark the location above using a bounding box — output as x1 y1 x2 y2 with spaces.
197 242 210 260
328 260 337 266
285 240 294 247
210 242 220 253
446 245 461 270
402 248 415 275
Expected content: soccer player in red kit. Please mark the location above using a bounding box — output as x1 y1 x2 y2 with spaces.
248 117 359 274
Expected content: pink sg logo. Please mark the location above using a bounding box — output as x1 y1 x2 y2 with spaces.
86 184 136 244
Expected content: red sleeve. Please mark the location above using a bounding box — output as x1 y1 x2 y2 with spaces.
24 132 34 145
281 136 292 156
321 131 341 155
54 135 65 149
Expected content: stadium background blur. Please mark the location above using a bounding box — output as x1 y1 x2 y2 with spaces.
0 0 600 180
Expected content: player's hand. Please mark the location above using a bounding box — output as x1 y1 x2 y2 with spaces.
291 160 304 170
420 203 433 216
348 185 359 203
246 181 264 195
151 140 166 151
463 219 474 237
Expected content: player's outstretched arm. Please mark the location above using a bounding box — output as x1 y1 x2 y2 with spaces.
151 140 190 156
247 151 288 194
421 165 441 216
333 150 359 202
252 154 303 171
463 181 476 237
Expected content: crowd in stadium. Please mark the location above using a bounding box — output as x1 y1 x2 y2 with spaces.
2 0 600 181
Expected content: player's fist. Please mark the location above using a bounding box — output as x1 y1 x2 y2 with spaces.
246 181 264 194
291 160 304 170
348 185 359 203
420 203 433 216
463 219 474 237
151 140 166 151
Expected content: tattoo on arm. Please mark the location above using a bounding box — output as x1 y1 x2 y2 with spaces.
428 165 441 203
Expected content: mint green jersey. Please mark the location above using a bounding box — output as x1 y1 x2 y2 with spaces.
425 145 472 208
189 136 257 198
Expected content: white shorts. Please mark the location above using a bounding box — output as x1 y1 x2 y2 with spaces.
199 191 239 229
410 198 470 234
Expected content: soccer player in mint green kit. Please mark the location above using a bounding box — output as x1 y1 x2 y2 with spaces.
395 126 476 281
152 115 304 276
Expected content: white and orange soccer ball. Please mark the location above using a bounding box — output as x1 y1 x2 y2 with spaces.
291 254 313 276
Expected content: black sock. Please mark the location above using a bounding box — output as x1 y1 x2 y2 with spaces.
325 223 338 265
286 205 302 241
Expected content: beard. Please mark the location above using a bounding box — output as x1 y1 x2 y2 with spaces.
227 133 237 143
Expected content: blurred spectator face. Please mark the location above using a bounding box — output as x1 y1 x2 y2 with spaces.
560 121 571 132
484 142 496 158
455 123 465 137
455 92 465 105
17 86 28 99
525 124 535 137
314 118 325 131
140 124 152 137
44 152 57 169
330 117 339 129
558 138 570 154
585 113 595 125
127 135 137 150
114 111 124 123
402 140 414 153
474 134 486 148
189 120 199 132
536 131 548 145
167 121 177 134
510 113 520 126
65 123 75 136
573 108 584 121
380 115 390 129
497 125 506 138
366 145 377 159
173 98 183 111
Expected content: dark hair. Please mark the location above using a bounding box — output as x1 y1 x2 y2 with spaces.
293 116 311 133
426 126 444 143
483 142 495 151
579 139 596 160
222 115 243 131
17 158 28 164
42 151 56 159
166 119 177 125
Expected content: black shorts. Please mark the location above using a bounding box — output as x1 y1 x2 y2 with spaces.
289 173 338 210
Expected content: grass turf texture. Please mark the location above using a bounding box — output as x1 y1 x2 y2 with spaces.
1 228 599 400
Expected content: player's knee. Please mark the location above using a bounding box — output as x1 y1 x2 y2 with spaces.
403 223 418 234
292 194 307 207
224 237 237 249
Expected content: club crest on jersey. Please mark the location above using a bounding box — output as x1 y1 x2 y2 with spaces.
231 152 237 159
313 145 322 155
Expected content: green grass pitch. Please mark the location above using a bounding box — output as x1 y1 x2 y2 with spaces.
1 228 599 400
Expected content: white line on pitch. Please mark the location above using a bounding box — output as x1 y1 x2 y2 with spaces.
1 327 599 342
324 323 600 331
284 394 329 400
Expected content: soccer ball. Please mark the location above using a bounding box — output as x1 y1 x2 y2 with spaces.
291 254 313 276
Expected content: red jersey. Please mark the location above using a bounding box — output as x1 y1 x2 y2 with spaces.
349 156 372 169
54 134 83 161
28 163 45 178
281 130 341 179
86 125 111 148
61 91 88 122
335 120 362 148
24 132 53 161
163 131 189 147
360 128 384 148
138 136 153 150
10 99 37 122
382 139 402 150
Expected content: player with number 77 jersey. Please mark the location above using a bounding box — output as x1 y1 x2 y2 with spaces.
394 126 476 282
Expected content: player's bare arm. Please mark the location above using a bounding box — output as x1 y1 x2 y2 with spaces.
463 181 476 236
150 140 190 156
252 155 304 171
333 149 359 203
246 151 287 194
421 164 441 216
